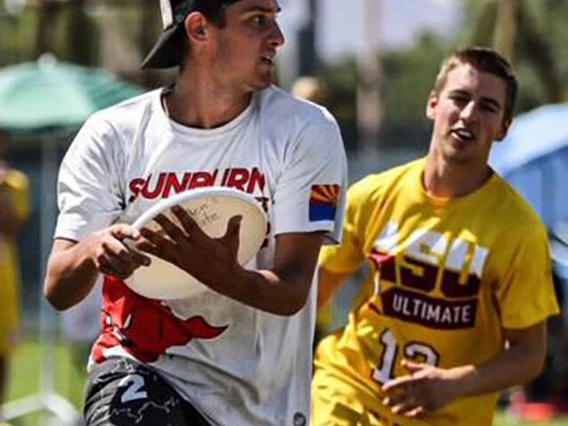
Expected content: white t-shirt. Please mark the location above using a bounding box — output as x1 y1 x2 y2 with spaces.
55 86 347 426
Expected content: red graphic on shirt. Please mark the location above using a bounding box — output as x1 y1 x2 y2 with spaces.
92 277 227 363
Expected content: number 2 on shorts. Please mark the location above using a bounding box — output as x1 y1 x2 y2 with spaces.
119 374 148 403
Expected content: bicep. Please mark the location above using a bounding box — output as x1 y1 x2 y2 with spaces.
50 238 79 256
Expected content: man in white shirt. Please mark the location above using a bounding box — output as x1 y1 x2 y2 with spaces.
43 1 347 425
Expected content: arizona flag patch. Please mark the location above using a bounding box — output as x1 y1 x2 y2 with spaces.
309 184 341 222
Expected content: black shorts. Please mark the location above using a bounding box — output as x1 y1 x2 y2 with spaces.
84 357 212 426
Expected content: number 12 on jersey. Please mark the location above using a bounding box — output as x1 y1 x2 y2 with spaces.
372 329 439 384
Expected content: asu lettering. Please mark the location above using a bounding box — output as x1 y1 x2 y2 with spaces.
368 222 489 330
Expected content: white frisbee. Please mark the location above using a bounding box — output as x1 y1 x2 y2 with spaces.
124 187 267 300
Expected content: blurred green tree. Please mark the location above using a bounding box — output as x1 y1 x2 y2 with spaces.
465 0 565 108
321 35 450 151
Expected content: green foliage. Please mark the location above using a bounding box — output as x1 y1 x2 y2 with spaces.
463 0 567 105
319 0 568 152
321 35 451 150
320 58 359 151
381 35 448 147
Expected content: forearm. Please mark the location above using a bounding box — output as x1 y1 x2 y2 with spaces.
450 339 545 398
44 238 99 311
206 265 312 316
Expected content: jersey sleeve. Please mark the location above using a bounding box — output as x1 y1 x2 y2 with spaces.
496 223 560 329
54 114 126 241
319 177 373 275
272 113 347 243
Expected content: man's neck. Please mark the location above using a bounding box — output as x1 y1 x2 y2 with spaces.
423 152 492 199
164 71 254 129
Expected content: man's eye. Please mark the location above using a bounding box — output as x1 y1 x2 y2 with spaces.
480 103 498 113
450 96 468 105
252 15 269 28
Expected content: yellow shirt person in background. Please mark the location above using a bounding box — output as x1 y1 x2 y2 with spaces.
0 133 30 408
311 47 559 426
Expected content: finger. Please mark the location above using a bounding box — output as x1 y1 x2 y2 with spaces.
225 215 242 235
153 213 187 243
171 206 206 238
102 237 151 268
121 238 152 266
390 399 421 416
134 234 160 257
382 387 409 407
401 359 426 373
98 253 134 280
393 403 424 418
100 265 131 281
382 375 414 393
139 227 176 253
405 406 425 418
110 224 142 241
223 215 242 244
129 247 152 267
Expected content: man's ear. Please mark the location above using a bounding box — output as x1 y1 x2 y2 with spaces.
496 118 511 142
426 90 438 121
184 12 209 44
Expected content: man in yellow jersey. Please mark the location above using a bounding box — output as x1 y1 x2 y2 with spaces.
0 132 29 416
311 47 560 426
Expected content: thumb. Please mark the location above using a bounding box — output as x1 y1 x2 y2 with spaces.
224 215 242 246
226 215 242 234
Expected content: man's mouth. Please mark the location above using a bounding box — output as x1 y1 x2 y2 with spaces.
261 54 275 66
451 128 476 142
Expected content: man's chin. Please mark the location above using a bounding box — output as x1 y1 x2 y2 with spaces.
442 146 473 165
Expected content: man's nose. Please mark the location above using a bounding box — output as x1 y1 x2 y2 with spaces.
269 21 285 48
459 101 479 123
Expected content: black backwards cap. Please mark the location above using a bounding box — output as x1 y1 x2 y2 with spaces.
141 0 240 69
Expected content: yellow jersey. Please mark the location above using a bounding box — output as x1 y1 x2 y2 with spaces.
312 158 559 426
0 169 30 353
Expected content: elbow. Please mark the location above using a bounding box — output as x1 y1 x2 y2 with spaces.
521 348 547 385
272 303 304 316
43 279 75 311
43 287 71 311
528 351 547 383
268 292 310 316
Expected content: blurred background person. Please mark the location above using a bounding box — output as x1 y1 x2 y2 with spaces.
0 131 29 419
292 76 328 106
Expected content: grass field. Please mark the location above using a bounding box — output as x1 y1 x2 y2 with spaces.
5 338 86 425
3 339 568 425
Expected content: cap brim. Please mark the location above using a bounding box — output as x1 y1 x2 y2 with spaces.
141 24 185 69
